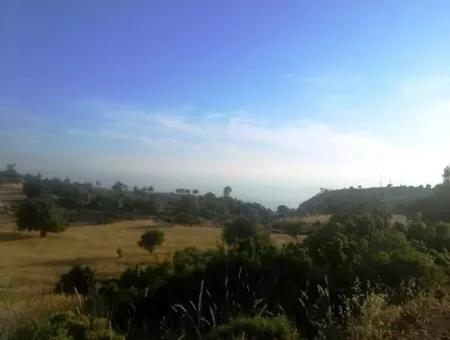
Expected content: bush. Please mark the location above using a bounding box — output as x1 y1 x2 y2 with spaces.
55 265 95 295
175 212 199 225
172 247 214 274
137 229 165 254
11 311 122 340
222 218 270 248
118 263 170 290
207 316 299 340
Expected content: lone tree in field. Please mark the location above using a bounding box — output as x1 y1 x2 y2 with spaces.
16 199 67 237
138 229 165 255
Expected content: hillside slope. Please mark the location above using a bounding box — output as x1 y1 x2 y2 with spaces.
298 186 432 216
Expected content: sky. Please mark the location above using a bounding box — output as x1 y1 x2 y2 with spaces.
1 1 450 207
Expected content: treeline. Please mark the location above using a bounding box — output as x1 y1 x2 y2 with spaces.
12 168 274 237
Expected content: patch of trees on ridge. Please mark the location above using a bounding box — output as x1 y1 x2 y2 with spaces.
297 166 450 222
9 167 274 237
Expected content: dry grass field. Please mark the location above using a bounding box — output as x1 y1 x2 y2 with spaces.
0 219 223 295
0 221 291 297
0 183 291 298
0 183 292 336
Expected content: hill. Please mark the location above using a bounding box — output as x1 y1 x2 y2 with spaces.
297 185 433 216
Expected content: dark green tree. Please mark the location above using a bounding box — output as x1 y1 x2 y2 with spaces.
138 230 165 254
112 181 127 192
223 186 232 198
276 205 291 217
443 165 450 184
16 200 67 237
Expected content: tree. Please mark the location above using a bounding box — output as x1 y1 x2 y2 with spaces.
138 230 165 254
23 178 42 198
1 163 20 181
443 166 450 185
112 181 127 192
192 189 199 194
223 186 232 198
222 217 260 246
277 205 290 217
16 200 67 237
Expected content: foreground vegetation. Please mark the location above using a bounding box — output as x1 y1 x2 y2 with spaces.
6 211 446 339
1 164 450 339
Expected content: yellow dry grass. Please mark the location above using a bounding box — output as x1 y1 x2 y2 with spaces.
0 219 222 295
0 219 292 296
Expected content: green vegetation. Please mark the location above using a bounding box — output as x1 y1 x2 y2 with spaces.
207 316 299 340
11 311 122 340
16 199 67 237
55 265 95 295
137 230 165 255
298 166 450 223
48 211 446 339
298 185 432 216
15 171 273 228
3 164 450 338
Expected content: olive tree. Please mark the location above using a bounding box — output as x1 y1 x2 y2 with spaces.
138 229 165 254
16 200 67 237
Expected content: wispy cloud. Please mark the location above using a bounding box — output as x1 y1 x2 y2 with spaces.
55 100 449 188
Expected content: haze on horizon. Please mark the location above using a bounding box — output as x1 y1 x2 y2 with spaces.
1 1 450 208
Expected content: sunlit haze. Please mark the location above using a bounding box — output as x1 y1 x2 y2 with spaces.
1 1 450 207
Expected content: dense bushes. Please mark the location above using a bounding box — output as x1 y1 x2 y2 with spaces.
53 213 449 339
207 316 299 340
11 311 122 340
55 265 95 295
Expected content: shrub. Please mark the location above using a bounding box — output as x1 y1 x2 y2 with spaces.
172 247 214 274
11 311 122 340
175 212 199 225
207 316 299 340
118 263 170 290
222 218 270 248
55 265 95 295
137 229 165 254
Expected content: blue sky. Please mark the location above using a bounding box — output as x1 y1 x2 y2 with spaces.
1 1 450 207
